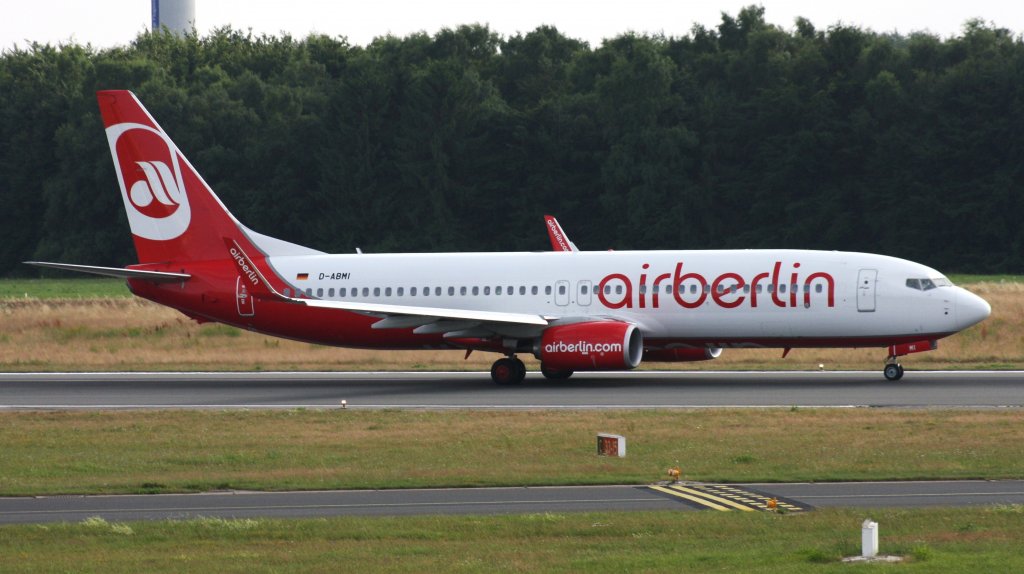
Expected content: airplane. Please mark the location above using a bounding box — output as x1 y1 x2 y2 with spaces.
26 90 991 385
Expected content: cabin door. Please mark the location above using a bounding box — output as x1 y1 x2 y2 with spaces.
857 269 877 312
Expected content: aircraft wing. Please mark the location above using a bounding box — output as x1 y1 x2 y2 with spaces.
296 298 551 339
297 298 549 326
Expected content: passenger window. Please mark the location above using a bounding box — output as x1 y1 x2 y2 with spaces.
615 285 623 295
716 284 724 294
580 285 588 295
306 288 313 297
508 285 514 295
472 286 479 296
703 284 710 294
779 284 786 294
816 284 822 293
532 286 539 295
410 287 417 296
284 288 291 297
438 287 444 296
373 287 380 297
756 285 762 293
339 288 346 297
519 286 526 295
545 286 553 295
690 285 697 294
639 285 647 294
605 285 612 294
792 284 798 293
397 287 404 296
328 288 335 297
362 287 369 297
448 287 454 296
385 287 392 297
496 286 502 295
460 286 467 296
316 289 324 298
558 285 566 295
767 284 774 293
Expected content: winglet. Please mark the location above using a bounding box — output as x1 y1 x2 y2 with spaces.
544 215 578 252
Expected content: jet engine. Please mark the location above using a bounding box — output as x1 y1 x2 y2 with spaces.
535 321 643 371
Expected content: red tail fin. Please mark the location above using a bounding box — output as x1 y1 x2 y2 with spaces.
97 90 248 264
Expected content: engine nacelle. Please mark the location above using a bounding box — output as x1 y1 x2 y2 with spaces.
536 321 643 371
643 347 723 362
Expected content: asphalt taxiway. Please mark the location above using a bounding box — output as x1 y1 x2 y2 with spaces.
2 481 1022 525
1 370 1022 409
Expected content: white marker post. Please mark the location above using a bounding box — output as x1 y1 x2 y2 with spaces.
862 519 879 558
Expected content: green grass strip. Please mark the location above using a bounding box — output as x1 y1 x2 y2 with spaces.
2 507 1024 572
2 409 1023 496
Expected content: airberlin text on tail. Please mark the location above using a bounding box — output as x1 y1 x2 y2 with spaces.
97 90 246 264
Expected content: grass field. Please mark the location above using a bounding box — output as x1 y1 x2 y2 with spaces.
0 279 1019 371
2 409 1022 496
2 507 1024 572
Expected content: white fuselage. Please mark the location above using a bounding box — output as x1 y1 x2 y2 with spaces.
266 249 989 346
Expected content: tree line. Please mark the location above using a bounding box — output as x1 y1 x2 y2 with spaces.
2 6 1022 276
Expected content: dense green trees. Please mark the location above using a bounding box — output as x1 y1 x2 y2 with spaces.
2 7 1023 275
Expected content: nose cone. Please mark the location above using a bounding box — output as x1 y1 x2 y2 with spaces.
956 288 991 330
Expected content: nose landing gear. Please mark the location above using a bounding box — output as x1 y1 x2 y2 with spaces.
882 339 936 381
883 362 904 381
491 355 526 385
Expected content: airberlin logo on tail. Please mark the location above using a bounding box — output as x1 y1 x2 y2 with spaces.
106 122 191 241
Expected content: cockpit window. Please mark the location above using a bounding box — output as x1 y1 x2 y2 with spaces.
906 277 951 291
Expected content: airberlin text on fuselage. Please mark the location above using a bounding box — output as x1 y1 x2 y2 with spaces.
597 261 835 310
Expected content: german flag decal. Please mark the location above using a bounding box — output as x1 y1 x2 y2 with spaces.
296 273 309 280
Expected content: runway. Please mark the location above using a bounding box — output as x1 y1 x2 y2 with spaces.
1 370 1023 409
2 481 1022 524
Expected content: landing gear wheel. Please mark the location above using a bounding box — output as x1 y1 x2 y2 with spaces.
491 357 526 385
883 363 904 381
511 357 526 381
540 364 574 380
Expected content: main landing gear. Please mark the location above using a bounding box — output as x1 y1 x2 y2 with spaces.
489 356 576 384
491 356 526 385
883 362 905 381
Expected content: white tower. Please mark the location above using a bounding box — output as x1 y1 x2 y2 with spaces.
151 0 196 36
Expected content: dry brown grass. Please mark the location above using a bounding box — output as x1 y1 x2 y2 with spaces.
0 283 1018 371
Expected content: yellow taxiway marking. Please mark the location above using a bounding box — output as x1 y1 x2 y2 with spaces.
667 485 756 511
649 485 732 511
650 484 811 512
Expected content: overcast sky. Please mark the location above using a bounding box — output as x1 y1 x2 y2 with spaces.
2 0 1022 51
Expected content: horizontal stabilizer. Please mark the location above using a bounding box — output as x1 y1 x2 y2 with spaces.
24 262 190 283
